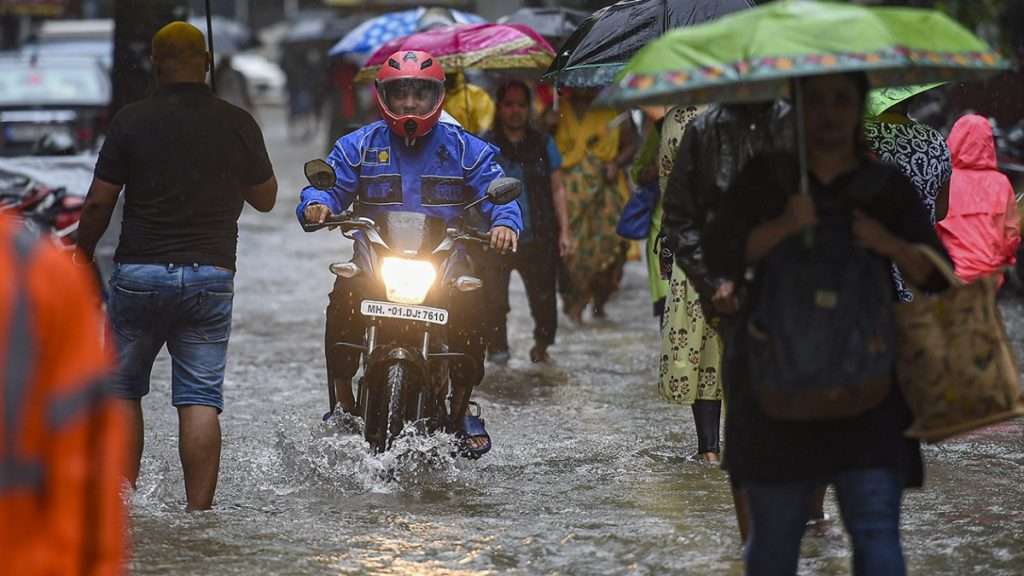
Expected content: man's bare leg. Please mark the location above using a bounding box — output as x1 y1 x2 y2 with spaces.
178 405 221 511
120 399 144 488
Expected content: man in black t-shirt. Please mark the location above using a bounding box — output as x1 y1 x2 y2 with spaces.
76 21 277 511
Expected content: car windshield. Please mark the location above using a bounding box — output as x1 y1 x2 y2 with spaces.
0 61 108 106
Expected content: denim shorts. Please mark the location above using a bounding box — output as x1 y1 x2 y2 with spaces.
108 263 234 411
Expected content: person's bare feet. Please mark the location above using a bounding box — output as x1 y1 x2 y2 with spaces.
529 344 550 363
692 451 720 464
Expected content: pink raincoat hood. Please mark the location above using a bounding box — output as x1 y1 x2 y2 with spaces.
948 114 998 171
937 114 1021 284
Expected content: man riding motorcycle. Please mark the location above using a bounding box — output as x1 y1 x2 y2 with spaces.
296 50 521 457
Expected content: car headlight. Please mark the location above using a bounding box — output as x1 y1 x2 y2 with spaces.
380 257 436 305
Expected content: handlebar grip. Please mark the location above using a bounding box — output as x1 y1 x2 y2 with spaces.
301 213 353 233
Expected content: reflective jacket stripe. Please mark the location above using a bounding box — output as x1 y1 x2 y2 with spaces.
48 375 110 431
1 224 42 493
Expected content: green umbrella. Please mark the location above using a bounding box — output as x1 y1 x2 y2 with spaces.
866 82 945 117
599 0 1010 108
599 0 1010 221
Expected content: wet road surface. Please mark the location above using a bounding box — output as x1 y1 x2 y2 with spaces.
127 107 1024 575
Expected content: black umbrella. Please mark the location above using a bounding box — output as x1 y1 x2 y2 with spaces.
545 0 755 87
498 7 590 45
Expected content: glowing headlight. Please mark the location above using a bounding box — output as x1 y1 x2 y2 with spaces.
380 257 436 304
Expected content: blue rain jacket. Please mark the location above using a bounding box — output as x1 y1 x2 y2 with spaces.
296 120 522 233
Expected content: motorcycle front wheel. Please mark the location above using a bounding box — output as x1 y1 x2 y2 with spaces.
363 363 409 453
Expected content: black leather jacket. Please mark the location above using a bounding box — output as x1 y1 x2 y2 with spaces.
660 101 793 307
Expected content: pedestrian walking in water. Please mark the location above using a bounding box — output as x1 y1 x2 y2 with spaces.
659 99 793 540
937 114 1021 286
705 72 951 576
482 80 574 364
644 105 704 319
865 97 952 301
555 88 635 323
75 21 278 510
0 214 128 575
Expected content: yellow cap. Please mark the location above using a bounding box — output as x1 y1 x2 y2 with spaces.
152 21 207 62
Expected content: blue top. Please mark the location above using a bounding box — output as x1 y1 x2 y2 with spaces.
296 121 522 233
545 135 562 172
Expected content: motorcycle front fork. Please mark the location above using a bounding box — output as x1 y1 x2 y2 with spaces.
350 326 439 423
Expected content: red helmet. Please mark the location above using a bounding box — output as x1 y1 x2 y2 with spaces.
375 50 446 143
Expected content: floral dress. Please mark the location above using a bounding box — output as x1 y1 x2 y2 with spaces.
656 106 723 405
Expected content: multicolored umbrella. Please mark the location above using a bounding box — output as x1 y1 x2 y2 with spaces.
327 8 485 63
544 0 756 87
600 0 1010 108
600 0 1011 216
356 23 555 82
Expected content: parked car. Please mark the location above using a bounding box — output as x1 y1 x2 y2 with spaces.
0 55 110 157
21 19 113 71
230 51 287 105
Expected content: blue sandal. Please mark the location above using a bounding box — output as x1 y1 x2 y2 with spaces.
456 403 491 459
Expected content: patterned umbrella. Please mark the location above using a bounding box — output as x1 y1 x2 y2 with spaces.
356 23 555 81
327 7 485 63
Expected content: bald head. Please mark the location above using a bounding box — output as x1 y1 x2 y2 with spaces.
151 21 209 84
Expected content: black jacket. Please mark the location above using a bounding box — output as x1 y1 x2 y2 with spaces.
660 101 792 307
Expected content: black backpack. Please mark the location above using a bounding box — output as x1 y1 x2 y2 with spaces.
746 167 897 421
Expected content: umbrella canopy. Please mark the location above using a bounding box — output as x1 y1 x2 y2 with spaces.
356 23 555 81
327 7 485 62
600 0 1010 108
283 14 361 46
866 82 945 117
545 0 755 87
498 7 590 45
188 15 252 55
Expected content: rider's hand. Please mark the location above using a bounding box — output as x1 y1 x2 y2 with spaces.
303 203 332 224
490 226 518 254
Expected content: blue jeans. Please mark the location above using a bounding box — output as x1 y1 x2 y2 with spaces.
108 263 234 411
745 468 906 576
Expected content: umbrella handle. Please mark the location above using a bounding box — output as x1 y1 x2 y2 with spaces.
206 0 216 94
793 78 813 248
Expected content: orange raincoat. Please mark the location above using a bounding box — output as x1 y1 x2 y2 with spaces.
0 214 127 575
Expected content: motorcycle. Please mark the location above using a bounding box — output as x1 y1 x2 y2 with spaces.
0 171 83 245
301 159 521 453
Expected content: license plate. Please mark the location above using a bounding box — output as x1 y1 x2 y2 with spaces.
4 124 66 143
360 300 448 325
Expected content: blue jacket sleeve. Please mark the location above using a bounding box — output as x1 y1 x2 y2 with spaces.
295 134 361 223
463 135 523 233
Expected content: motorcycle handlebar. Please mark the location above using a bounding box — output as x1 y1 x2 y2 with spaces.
301 213 363 233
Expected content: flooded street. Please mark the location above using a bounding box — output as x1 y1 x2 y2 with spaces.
127 107 1024 575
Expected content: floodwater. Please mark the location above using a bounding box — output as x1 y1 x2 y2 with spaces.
127 108 1024 575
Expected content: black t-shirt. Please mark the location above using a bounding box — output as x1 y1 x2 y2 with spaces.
95 83 273 270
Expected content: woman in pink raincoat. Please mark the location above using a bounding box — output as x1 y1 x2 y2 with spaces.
936 114 1021 285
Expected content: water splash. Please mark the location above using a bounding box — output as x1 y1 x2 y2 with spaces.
270 412 461 495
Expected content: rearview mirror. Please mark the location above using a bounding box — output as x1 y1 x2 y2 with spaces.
304 159 336 190
485 177 522 205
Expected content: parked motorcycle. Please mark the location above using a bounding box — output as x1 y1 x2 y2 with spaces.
301 159 520 453
0 171 83 245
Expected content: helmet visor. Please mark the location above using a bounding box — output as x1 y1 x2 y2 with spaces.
379 78 443 118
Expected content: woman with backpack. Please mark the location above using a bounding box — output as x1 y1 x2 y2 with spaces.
705 72 951 576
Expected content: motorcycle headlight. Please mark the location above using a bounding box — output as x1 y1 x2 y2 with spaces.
380 257 436 305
